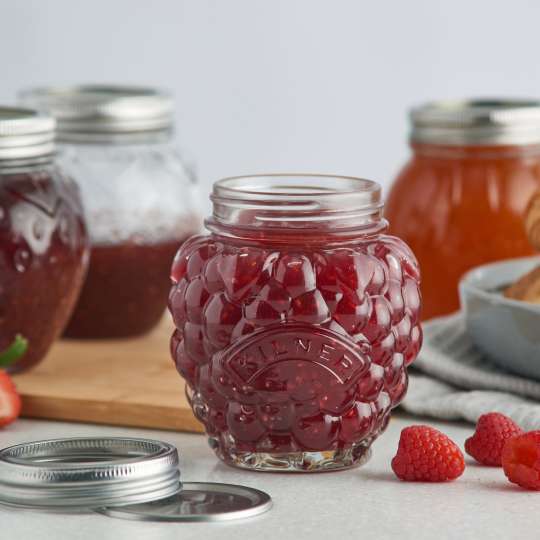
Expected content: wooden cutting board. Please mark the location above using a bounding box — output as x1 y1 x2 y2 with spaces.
12 318 204 433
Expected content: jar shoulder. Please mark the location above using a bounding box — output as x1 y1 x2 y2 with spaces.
390 151 540 192
53 142 199 243
0 164 89 272
170 232 420 286
386 153 540 224
0 164 85 215
56 141 194 186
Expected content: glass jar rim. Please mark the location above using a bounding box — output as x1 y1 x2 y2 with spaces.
209 173 385 235
212 173 381 199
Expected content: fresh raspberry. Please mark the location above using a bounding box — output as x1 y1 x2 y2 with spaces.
502 431 540 490
391 425 465 482
465 413 523 466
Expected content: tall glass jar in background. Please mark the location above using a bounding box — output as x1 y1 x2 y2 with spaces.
0 108 88 372
386 100 540 320
20 86 200 338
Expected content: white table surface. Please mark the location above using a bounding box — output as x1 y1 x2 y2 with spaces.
1 414 535 540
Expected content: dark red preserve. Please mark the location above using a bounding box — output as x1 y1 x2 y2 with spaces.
168 175 422 472
0 108 88 372
64 239 192 338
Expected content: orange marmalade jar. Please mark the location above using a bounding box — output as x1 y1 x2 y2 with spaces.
386 100 540 320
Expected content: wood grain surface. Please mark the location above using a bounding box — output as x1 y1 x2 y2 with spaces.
12 318 204 432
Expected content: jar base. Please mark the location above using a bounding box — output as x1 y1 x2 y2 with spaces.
209 437 372 473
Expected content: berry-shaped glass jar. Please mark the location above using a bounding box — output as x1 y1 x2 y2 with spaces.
386 99 540 320
20 86 199 338
0 108 88 372
169 175 422 472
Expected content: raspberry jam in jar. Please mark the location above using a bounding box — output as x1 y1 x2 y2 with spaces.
20 86 199 338
386 100 540 320
168 174 422 472
0 108 88 372
67 240 185 338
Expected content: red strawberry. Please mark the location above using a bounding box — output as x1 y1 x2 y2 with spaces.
0 371 21 427
465 413 523 466
502 431 540 490
391 425 465 482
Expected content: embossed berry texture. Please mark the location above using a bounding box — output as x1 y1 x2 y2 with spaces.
0 169 88 372
169 234 422 470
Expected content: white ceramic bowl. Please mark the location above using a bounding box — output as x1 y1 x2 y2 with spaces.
459 255 540 380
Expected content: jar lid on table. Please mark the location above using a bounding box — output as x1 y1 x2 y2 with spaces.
0 107 55 160
0 437 181 509
410 98 540 146
0 437 272 521
97 481 272 522
19 85 174 141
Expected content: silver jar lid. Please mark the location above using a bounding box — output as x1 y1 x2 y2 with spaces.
410 99 540 146
0 437 181 509
0 107 55 160
19 85 174 141
97 482 273 522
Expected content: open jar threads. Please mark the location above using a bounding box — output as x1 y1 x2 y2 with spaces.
168 175 422 472
386 99 540 320
0 108 88 372
20 85 200 338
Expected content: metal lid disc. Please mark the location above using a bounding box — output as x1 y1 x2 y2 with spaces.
97 482 272 522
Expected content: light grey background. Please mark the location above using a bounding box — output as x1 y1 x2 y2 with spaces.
1 0 538 200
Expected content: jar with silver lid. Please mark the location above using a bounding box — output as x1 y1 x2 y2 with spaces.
386 99 540 320
0 107 88 372
20 85 200 338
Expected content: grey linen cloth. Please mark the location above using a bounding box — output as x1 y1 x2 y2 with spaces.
401 314 540 430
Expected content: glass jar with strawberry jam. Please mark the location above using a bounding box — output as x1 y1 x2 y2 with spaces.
20 86 200 338
168 174 422 472
386 100 540 320
0 108 88 372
